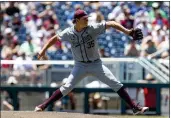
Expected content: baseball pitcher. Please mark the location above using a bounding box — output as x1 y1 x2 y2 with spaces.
35 9 149 115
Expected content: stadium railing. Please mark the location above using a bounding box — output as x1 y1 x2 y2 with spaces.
0 83 169 115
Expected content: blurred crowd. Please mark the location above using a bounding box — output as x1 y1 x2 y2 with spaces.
0 2 169 61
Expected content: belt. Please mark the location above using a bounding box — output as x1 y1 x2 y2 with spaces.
79 59 100 63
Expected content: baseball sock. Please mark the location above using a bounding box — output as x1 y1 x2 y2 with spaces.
38 89 63 109
117 86 136 109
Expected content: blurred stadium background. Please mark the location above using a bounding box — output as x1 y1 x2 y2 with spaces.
0 1 170 118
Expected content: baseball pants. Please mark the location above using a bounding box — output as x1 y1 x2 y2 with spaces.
60 60 123 96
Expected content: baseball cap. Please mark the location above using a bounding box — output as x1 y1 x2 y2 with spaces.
73 9 89 23
146 38 153 43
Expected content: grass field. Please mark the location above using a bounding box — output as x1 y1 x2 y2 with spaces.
1 111 169 118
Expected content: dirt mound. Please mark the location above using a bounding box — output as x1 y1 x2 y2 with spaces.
1 111 116 118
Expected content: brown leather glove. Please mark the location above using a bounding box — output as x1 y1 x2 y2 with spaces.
130 28 143 41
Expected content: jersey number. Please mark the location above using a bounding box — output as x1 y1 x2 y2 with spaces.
87 40 94 49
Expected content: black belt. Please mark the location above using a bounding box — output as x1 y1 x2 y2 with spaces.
79 59 100 63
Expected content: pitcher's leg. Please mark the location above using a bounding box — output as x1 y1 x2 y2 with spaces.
60 74 81 96
35 65 86 111
35 89 63 111
95 65 123 92
94 65 149 114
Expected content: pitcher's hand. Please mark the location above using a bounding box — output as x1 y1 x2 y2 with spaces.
37 50 46 60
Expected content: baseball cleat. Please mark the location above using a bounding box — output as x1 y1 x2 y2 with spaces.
34 103 47 112
132 103 149 115
34 106 43 112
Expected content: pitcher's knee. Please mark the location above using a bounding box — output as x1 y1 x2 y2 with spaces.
60 84 73 96
112 83 123 92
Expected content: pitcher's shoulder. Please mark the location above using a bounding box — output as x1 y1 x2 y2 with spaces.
59 27 73 34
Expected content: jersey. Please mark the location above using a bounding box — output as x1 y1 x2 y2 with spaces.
57 21 106 62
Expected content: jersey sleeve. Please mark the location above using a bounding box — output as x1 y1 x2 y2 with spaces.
57 28 70 42
91 21 106 35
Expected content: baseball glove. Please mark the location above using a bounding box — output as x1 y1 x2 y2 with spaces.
130 28 143 41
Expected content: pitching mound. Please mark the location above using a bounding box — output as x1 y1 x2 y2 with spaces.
1 111 116 118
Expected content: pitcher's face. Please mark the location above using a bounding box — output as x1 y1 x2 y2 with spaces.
77 16 88 27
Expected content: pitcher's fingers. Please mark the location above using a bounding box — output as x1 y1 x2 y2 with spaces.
37 54 42 60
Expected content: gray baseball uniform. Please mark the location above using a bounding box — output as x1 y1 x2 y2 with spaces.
57 21 123 96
